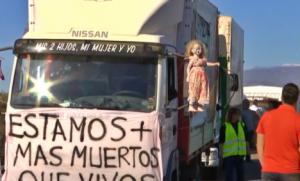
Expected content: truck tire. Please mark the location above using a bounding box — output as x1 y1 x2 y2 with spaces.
198 165 219 180
171 170 177 181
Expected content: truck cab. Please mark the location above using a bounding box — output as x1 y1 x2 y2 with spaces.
6 38 183 180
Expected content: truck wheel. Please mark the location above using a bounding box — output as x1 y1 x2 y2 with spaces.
198 165 219 180
171 170 177 181
179 160 197 181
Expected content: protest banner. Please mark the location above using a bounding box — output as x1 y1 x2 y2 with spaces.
2 109 162 181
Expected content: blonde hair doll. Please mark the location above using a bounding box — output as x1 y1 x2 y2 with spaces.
185 40 219 112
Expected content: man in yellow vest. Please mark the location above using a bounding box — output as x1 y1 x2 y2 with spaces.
219 107 247 181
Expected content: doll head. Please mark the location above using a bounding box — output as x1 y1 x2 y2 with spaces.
185 40 206 58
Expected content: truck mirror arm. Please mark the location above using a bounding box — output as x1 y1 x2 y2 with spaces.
0 46 13 52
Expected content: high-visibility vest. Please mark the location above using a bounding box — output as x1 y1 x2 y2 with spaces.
223 121 247 158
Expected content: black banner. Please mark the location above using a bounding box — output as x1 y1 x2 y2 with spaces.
14 39 165 57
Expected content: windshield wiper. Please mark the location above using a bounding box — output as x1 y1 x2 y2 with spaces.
69 100 97 108
94 106 123 110
12 102 62 108
38 103 63 108
69 104 122 110
12 103 35 109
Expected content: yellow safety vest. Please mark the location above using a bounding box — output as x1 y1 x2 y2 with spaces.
223 121 247 158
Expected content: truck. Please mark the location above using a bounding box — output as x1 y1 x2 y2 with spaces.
218 16 245 119
1 0 244 180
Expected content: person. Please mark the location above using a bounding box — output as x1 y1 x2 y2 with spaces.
185 40 219 112
256 83 300 181
267 99 281 111
220 107 247 181
242 99 259 161
250 99 264 117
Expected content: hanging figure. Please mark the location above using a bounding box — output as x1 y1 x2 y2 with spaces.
185 40 219 112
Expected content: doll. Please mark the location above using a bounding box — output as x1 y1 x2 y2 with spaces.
185 40 219 112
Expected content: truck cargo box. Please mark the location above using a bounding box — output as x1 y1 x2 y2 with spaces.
218 16 244 107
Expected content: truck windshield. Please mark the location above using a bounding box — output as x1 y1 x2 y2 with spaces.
11 54 157 112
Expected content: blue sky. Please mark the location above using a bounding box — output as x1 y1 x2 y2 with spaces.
1 1 300 92
211 0 300 68
0 0 27 92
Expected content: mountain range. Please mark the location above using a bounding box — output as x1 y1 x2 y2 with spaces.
244 64 300 87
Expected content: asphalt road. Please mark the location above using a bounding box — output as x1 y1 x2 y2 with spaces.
244 158 261 181
211 154 261 181
179 153 261 181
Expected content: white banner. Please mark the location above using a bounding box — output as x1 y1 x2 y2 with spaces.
2 109 162 181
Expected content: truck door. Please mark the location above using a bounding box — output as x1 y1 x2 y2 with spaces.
161 57 179 179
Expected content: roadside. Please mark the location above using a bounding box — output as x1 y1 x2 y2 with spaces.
200 153 261 181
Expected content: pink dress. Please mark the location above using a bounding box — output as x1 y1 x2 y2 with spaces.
187 58 209 107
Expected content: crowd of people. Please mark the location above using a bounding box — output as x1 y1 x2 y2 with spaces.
220 83 300 181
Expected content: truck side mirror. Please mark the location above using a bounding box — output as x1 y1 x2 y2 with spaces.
229 74 239 91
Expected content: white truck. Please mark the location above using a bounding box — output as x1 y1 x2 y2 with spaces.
2 0 244 180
